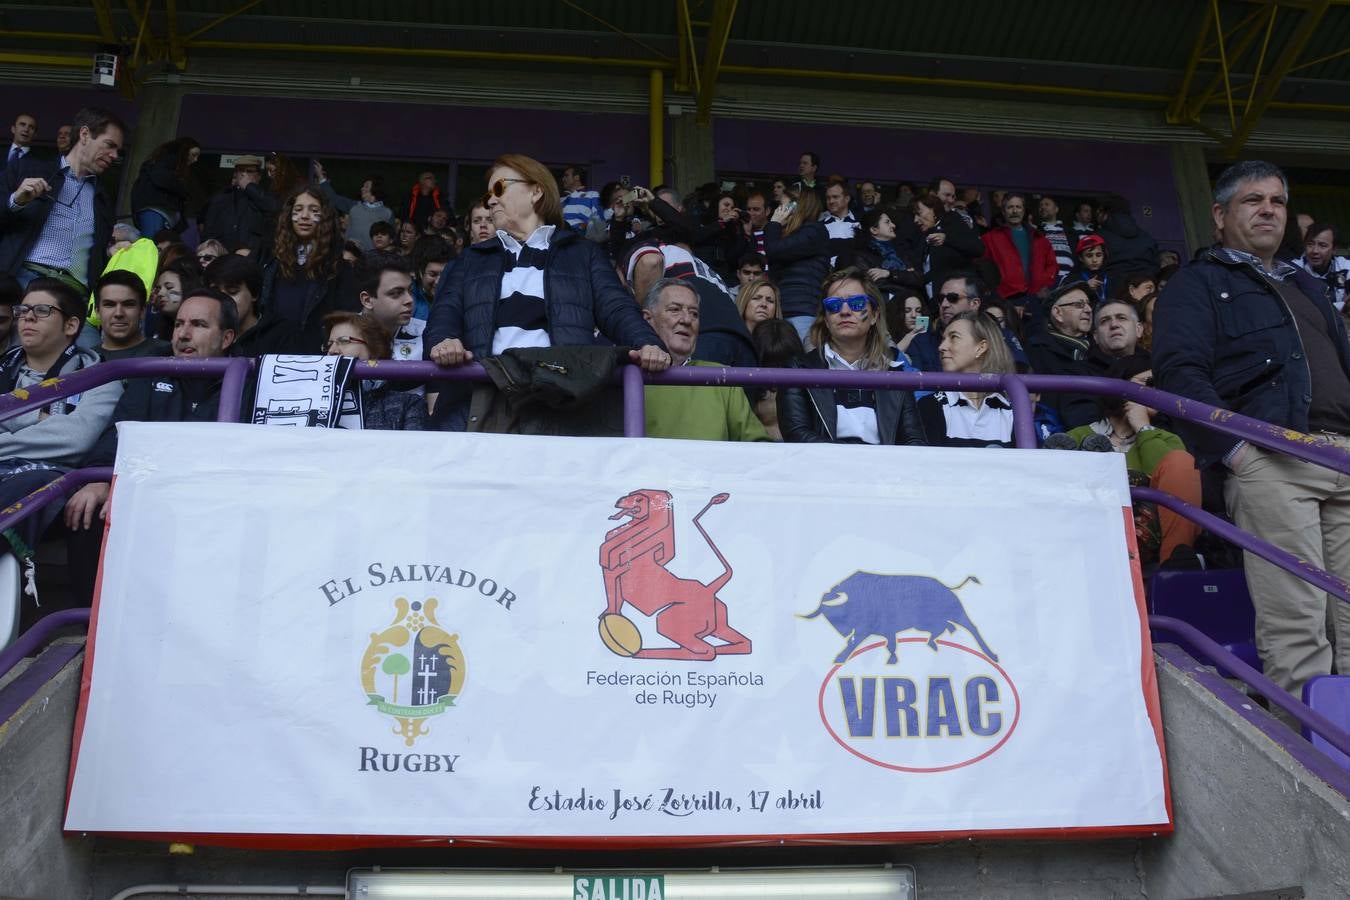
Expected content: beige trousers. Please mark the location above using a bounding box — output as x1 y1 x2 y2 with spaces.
1225 438 1350 704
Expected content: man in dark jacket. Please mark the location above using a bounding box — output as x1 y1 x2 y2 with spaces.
67 288 239 522
1025 282 1098 428
201 155 277 254
1096 193 1159 280
0 107 124 294
1153 160 1350 710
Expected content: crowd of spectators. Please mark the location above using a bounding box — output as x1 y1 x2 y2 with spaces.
2 107 1350 716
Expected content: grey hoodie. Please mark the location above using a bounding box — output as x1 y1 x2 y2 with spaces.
0 345 123 467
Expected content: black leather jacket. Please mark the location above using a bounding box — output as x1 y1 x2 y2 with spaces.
776 346 926 445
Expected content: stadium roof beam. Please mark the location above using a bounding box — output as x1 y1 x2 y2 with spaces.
1168 0 1336 157
182 0 264 43
675 0 700 97
90 0 118 43
695 0 738 124
165 0 184 69
1228 0 1333 157
123 0 161 68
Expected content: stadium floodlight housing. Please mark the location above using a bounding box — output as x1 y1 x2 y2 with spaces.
347 865 916 899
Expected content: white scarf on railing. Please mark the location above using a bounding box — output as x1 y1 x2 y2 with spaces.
251 355 362 429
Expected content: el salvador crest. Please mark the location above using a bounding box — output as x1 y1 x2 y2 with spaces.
360 597 466 746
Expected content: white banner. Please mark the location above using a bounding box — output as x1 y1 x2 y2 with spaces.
66 423 1170 842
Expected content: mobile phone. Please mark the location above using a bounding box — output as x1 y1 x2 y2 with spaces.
786 201 797 214
914 314 930 332
623 189 639 204
620 174 631 190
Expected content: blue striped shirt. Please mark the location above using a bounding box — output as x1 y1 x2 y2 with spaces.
562 190 601 231
24 158 97 287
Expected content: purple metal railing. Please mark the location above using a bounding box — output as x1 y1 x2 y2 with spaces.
2 357 1350 764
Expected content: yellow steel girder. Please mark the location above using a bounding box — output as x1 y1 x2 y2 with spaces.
695 0 738 124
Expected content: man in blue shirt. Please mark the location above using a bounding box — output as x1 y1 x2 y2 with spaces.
0 107 125 295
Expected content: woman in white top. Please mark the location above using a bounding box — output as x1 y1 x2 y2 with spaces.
917 310 1016 448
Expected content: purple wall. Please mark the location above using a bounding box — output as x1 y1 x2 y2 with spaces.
1 86 139 139
177 93 649 184
715 118 1186 251
4 85 1187 250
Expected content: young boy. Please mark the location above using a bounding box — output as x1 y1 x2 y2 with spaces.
1065 233 1110 300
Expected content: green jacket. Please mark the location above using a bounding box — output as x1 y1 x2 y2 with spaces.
1067 421 1185 476
644 361 770 442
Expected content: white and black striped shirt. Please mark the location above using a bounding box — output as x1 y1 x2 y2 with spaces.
821 211 859 268
492 225 554 356
1040 221 1075 280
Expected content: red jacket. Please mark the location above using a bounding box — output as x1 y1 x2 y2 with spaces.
981 225 1059 298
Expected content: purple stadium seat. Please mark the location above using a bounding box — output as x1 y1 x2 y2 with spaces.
1149 569 1260 671
1302 675 1350 772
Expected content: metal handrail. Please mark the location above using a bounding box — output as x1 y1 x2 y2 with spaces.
0 608 89 681
1150 615 1350 761
4 358 1348 474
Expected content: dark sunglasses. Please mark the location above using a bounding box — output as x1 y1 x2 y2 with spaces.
480 177 532 208
938 292 976 304
822 294 873 314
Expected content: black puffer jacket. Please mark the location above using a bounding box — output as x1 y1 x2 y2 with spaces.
776 346 926 445
426 226 662 360
763 220 831 319
1100 211 1159 279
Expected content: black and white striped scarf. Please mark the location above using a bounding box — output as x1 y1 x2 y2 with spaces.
493 225 554 356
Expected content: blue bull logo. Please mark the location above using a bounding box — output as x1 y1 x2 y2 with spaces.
801 571 997 664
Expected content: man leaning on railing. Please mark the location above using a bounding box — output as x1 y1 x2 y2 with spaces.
1153 160 1350 718
0 278 121 628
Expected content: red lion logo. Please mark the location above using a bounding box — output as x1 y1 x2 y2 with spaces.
597 489 752 661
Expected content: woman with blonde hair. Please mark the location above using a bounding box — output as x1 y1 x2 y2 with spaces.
763 186 830 341
917 310 1016 447
777 267 925 445
424 154 670 427
735 276 781 334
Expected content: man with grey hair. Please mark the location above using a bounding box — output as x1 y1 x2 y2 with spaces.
640 277 767 442
1154 160 1350 715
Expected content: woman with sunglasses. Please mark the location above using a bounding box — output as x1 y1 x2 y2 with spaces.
777 268 925 445
321 312 425 431
258 185 359 351
194 238 227 269
425 154 670 421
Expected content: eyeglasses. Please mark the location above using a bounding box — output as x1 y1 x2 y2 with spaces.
822 294 873 314
480 177 532 208
324 335 367 349
1054 299 1092 311
938 292 977 304
197 253 220 264
13 303 65 319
